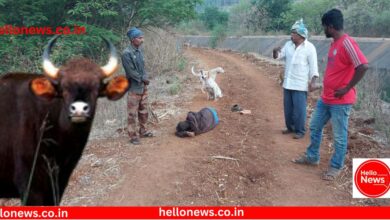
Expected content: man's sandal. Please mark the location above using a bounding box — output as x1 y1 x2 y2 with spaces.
130 138 140 145
231 104 243 112
141 131 154 138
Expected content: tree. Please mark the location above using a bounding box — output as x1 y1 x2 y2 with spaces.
0 0 202 73
200 6 229 30
249 0 292 32
116 0 201 28
343 0 390 37
281 0 336 35
373 11 390 37
228 0 253 34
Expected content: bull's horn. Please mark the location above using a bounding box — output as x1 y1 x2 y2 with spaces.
191 66 200 76
42 35 60 79
101 37 119 78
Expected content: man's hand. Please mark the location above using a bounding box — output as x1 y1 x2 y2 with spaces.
143 79 150 85
334 87 350 98
308 76 321 92
273 46 281 59
186 131 195 137
309 82 322 92
333 64 368 99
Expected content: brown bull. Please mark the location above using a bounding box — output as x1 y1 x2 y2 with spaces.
0 36 129 205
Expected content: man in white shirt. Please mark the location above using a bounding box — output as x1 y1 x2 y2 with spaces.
273 19 320 139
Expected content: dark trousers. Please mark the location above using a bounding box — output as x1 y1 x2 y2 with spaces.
283 88 307 135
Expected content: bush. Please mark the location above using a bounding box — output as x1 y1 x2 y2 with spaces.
209 25 227 48
177 57 187 72
200 6 229 30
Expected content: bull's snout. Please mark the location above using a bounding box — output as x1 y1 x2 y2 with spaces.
69 101 90 123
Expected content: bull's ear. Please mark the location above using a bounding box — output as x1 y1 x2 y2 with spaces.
30 77 57 101
100 76 129 100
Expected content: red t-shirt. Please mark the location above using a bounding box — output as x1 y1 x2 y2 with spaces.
322 34 368 104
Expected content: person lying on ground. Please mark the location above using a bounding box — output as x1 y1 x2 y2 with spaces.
175 107 219 138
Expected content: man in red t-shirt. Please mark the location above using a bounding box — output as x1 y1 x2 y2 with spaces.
293 9 369 181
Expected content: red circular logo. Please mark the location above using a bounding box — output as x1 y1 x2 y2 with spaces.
355 160 390 198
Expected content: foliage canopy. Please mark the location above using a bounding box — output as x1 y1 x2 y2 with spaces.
0 0 201 73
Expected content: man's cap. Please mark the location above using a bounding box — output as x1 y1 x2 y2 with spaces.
291 18 308 39
127 27 144 40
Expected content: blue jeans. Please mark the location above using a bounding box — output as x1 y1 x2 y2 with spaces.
283 89 307 135
306 99 352 169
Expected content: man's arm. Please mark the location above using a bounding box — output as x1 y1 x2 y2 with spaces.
334 64 369 98
121 52 142 83
308 45 321 92
140 51 149 85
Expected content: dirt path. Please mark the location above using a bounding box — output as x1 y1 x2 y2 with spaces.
64 47 352 206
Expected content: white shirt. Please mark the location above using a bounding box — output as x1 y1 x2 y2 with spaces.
277 40 319 91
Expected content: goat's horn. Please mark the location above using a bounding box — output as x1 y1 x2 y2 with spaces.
42 35 60 79
101 37 119 78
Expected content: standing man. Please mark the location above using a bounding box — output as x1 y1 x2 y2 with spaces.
293 9 369 181
273 19 319 139
122 27 153 145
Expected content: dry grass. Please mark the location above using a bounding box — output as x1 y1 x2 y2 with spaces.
144 27 184 77
355 70 390 146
